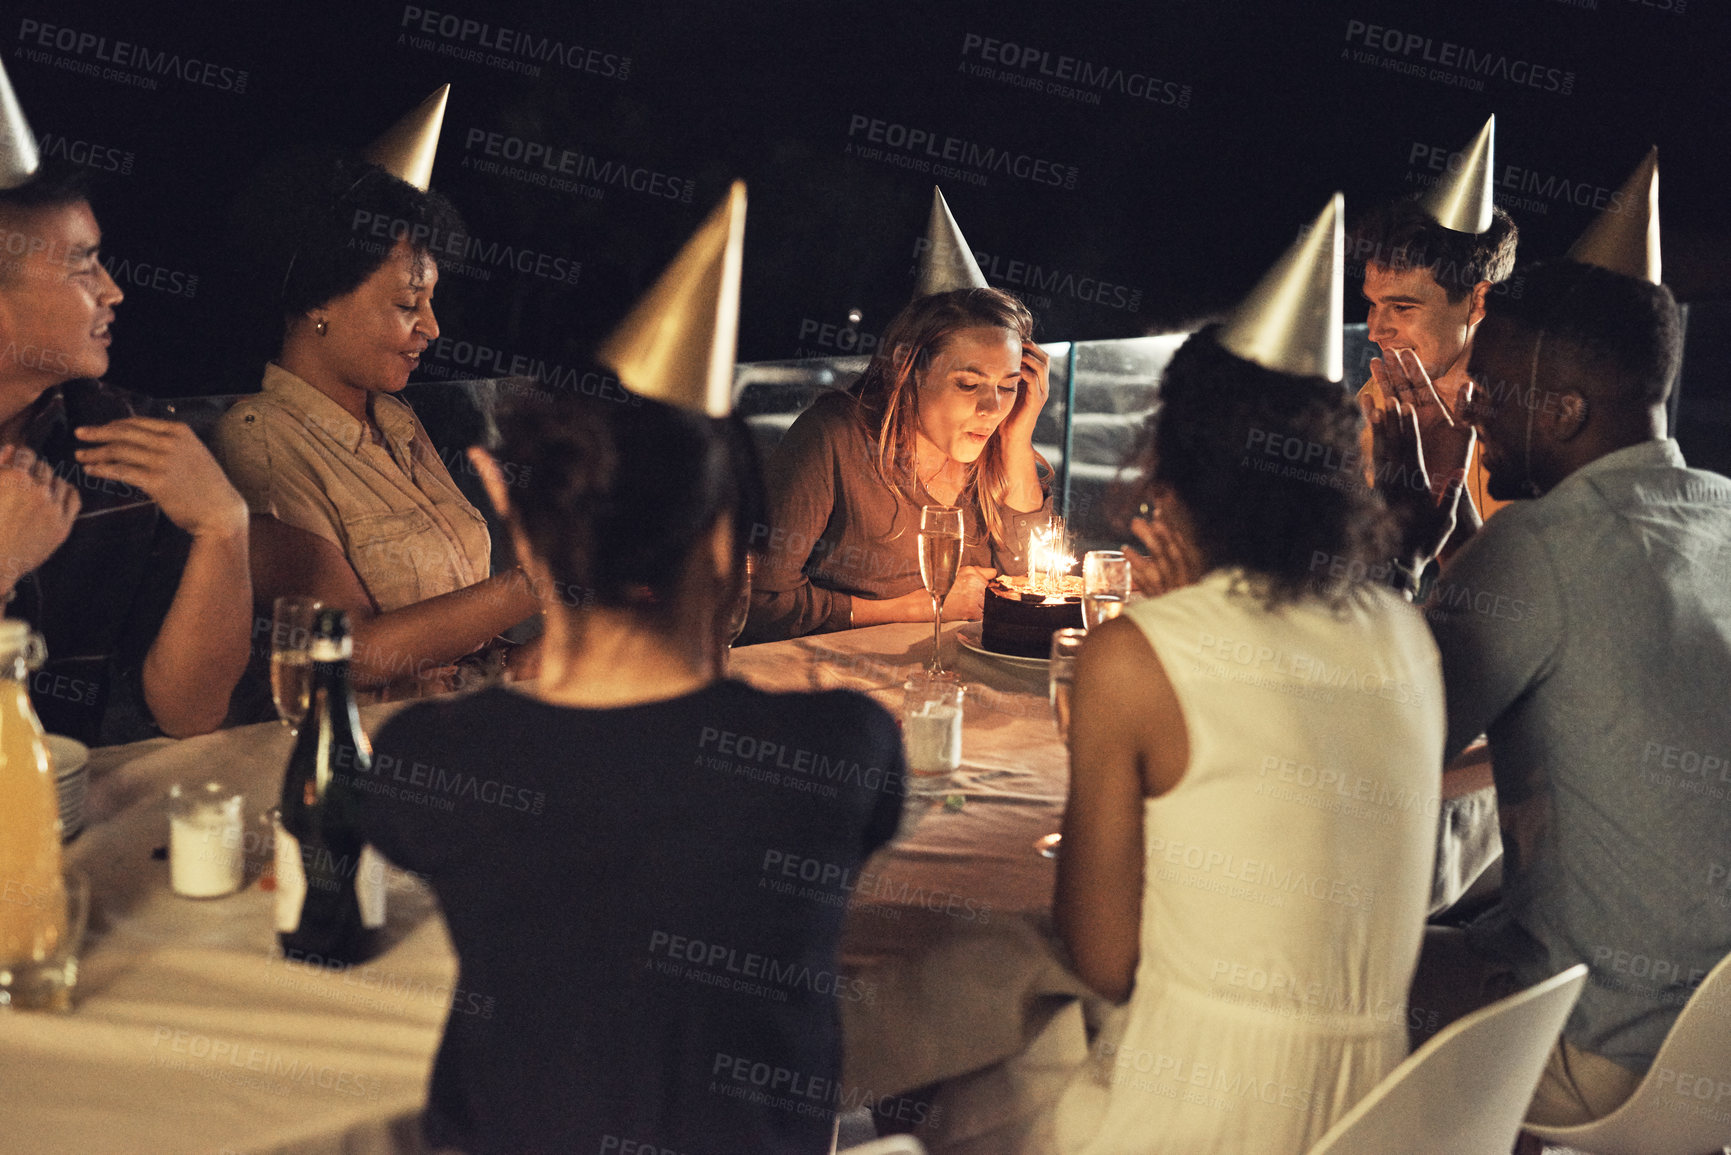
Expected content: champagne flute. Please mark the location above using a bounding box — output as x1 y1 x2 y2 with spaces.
918 505 963 677
726 554 754 647
1083 550 1131 629
270 597 321 734
1039 627 1087 863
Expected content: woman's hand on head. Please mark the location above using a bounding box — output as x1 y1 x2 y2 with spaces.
999 340 1050 454
940 565 997 621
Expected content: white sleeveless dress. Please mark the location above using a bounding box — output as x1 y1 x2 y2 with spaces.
1039 570 1445 1154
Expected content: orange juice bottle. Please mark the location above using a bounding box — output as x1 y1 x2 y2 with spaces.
0 621 64 967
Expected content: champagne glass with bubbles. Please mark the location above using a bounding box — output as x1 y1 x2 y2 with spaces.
727 554 753 647
1083 550 1131 629
270 597 321 734
1040 626 1089 861
918 505 963 677
722 554 753 673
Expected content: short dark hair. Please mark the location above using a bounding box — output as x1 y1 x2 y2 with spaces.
1128 326 1397 608
1484 259 1682 407
492 375 766 634
232 150 464 321
1348 199 1518 301
0 161 92 212
0 163 96 285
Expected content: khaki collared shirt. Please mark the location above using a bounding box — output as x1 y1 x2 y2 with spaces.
214 364 490 613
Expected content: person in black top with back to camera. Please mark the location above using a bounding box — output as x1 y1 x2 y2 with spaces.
346 186 906 1154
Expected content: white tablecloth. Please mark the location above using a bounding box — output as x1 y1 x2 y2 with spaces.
726 625 1093 1105
0 621 1498 1151
0 624 1079 1154
3 708 443 1155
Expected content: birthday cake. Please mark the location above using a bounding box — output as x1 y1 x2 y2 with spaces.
980 575 1084 659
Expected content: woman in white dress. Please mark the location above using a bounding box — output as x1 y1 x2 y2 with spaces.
1039 323 1447 1154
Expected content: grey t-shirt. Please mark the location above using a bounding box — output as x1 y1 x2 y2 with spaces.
1428 438 1731 1072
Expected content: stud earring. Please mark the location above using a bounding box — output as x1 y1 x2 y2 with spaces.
314 318 328 337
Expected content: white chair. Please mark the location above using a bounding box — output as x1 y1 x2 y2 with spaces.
839 1137 926 1155
1524 950 1731 1155
830 1108 927 1155
1306 963 1588 1155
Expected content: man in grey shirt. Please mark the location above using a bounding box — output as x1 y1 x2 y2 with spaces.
1381 253 1731 1126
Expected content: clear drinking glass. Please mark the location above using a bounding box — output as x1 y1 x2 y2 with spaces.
1048 628 1087 741
902 676 965 796
1083 550 1131 629
918 505 963 678
0 869 89 1012
1040 628 1088 863
270 597 321 733
726 554 753 647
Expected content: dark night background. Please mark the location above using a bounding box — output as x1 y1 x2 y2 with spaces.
15 0 1731 445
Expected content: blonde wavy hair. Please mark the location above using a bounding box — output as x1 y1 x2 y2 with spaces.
848 287 1044 552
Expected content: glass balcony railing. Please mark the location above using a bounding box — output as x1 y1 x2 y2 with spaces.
169 306 1726 580
732 327 1396 555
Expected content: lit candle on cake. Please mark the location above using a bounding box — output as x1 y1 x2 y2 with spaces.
1048 544 1076 598
983 518 1086 657
1030 518 1075 598
1029 524 1051 590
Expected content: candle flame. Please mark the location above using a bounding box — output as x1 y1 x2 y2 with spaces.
1029 523 1076 597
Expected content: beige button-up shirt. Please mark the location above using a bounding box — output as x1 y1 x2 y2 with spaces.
214 364 490 613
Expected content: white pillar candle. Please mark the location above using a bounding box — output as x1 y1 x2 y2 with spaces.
905 702 963 776
168 784 245 899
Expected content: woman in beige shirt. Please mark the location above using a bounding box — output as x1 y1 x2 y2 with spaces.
216 156 538 696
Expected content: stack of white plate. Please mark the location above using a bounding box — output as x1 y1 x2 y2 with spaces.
45 734 89 842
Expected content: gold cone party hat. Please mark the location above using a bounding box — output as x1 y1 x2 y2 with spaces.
913 186 989 297
364 84 449 191
1567 147 1660 284
1217 194 1344 382
0 57 40 191
598 181 746 417
1419 115 1495 234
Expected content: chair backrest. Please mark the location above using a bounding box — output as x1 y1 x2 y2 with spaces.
1524 950 1731 1155
1306 963 1588 1155
839 1137 927 1155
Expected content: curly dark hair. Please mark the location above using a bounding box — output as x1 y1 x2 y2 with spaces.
491 375 766 654
1125 326 1398 608
1348 198 1518 301
231 150 464 346
1483 259 1681 408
